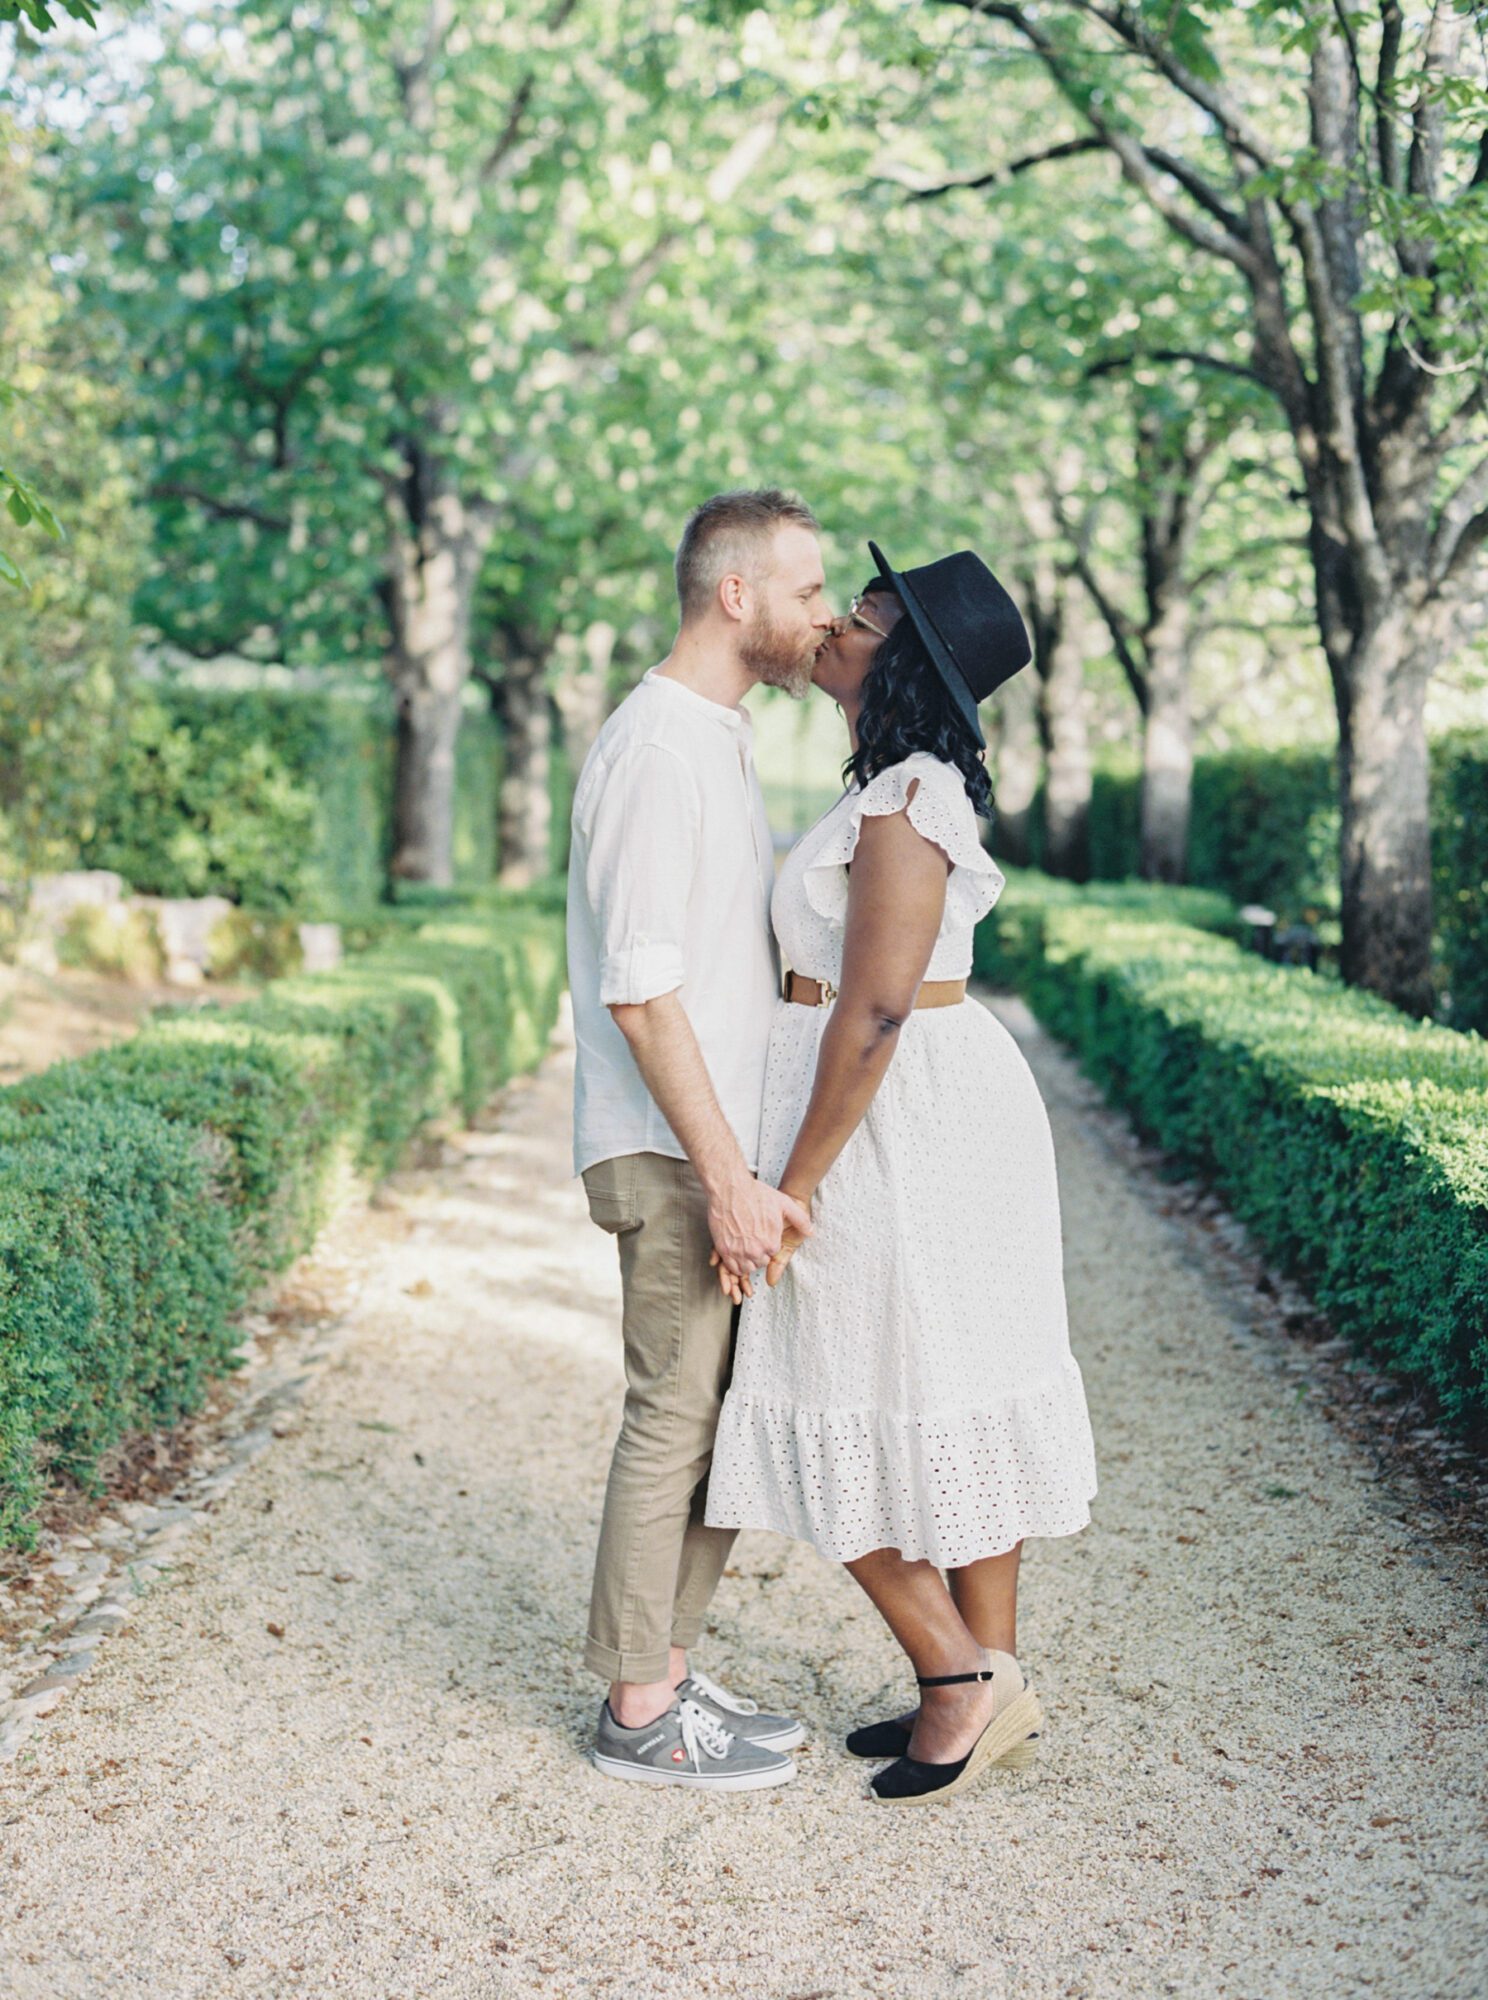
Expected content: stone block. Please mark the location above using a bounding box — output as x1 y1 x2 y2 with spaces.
27 871 126 923
132 894 234 976
298 921 343 972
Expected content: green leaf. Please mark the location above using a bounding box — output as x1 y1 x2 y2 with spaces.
28 496 65 540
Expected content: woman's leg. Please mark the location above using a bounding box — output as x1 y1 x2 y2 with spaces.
948 1539 1022 1655
845 1547 1001 1763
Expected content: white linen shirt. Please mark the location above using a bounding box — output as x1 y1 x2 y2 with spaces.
567 667 780 1179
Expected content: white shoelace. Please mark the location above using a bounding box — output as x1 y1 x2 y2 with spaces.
685 1668 759 1717
677 1697 735 1769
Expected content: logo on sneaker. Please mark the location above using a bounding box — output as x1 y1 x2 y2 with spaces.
636 1734 666 1754
671 1747 687 1762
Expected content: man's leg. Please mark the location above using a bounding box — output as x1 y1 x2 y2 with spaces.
670 1386 739 1666
583 1153 736 1725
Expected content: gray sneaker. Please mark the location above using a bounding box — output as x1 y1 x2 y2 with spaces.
676 1669 806 1752
591 1696 797 1791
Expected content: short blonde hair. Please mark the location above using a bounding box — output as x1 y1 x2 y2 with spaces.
674 488 819 621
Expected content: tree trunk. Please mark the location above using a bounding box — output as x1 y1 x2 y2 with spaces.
1041 591 1092 881
497 647 553 889
384 442 493 886
390 683 466 887
990 662 1041 867
1138 601 1194 884
552 619 615 776
1335 620 1435 1015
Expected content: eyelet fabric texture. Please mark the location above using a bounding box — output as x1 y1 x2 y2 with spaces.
705 754 1098 1567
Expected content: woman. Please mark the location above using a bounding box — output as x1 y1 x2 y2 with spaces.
704 541 1098 1805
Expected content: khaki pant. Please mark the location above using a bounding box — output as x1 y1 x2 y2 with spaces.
581 1151 739 1683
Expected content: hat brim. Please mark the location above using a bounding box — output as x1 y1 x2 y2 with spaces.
867 541 986 749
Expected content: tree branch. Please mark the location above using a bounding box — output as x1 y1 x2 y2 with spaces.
1192 614 1315 644
149 482 289 533
479 0 579 182
1439 507 1488 592
913 135 1247 239
1190 534 1311 593
603 231 679 344
1470 127 1488 193
480 77 535 184
393 0 454 130
1376 0 1405 191
1143 147 1249 238
1289 188 1389 599
1430 380 1488 461
1046 0 1280 171
1064 515 1148 712
1190 646 1303 731
1431 451 1488 586
936 1 1265 274
910 136 1105 200
1332 0 1363 98
1085 348 1265 387
1406 0 1465 207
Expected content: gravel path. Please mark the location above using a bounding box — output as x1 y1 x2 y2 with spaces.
1 995 1483 2000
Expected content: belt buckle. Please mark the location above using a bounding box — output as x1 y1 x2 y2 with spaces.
816 978 837 1007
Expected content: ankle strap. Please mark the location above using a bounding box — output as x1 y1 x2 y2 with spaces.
916 1668 995 1688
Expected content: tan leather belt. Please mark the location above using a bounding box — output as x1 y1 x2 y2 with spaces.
784 971 967 1010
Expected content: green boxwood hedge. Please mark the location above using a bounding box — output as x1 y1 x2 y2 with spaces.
1434 735 1488 1039
0 897 565 1549
999 732 1488 1032
79 683 503 914
0 1101 240 1537
972 867 1241 987
976 876 1488 1437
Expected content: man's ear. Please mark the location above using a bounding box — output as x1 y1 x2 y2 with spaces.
718 571 749 624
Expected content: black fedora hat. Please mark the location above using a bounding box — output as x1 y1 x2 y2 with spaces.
864 540 1032 749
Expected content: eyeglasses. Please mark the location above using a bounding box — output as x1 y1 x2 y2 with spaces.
847 592 890 640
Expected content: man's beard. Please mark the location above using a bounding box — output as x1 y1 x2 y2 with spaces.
740 606 816 699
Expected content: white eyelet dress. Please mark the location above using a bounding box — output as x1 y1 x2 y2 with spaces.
704 751 1098 1568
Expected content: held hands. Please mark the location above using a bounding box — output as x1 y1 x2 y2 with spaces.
706 1172 812 1289
766 1200 812 1287
708 1184 814 1304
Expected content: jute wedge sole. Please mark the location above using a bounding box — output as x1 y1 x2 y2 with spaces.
870 1685 1045 1806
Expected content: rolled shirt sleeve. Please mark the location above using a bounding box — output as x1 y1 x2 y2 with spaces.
586 741 702 1007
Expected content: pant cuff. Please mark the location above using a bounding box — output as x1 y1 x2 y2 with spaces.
670 1616 705 1651
583 1634 673 1685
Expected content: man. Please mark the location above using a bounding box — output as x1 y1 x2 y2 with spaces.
567 488 831 1790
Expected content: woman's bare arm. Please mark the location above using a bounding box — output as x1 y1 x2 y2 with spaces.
710 778 953 1300
775 783 948 1210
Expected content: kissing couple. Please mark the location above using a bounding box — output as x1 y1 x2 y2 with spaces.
566 488 1098 1806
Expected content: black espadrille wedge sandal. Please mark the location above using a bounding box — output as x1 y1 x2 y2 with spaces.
846 1711 1041 1761
868 1654 1043 1805
845 1715 918 1759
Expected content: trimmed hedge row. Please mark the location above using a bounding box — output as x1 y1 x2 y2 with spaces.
80 684 503 914
998 731 1488 1033
0 897 565 1549
976 875 1488 1436
1435 740 1488 1038
972 868 1241 987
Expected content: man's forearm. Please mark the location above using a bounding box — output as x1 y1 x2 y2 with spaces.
610 991 811 1281
609 990 745 1194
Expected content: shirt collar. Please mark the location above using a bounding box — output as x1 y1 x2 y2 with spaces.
641 665 752 735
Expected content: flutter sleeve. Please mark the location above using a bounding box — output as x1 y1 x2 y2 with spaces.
800 753 1005 931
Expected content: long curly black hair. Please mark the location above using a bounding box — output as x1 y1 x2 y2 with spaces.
845 592 996 820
